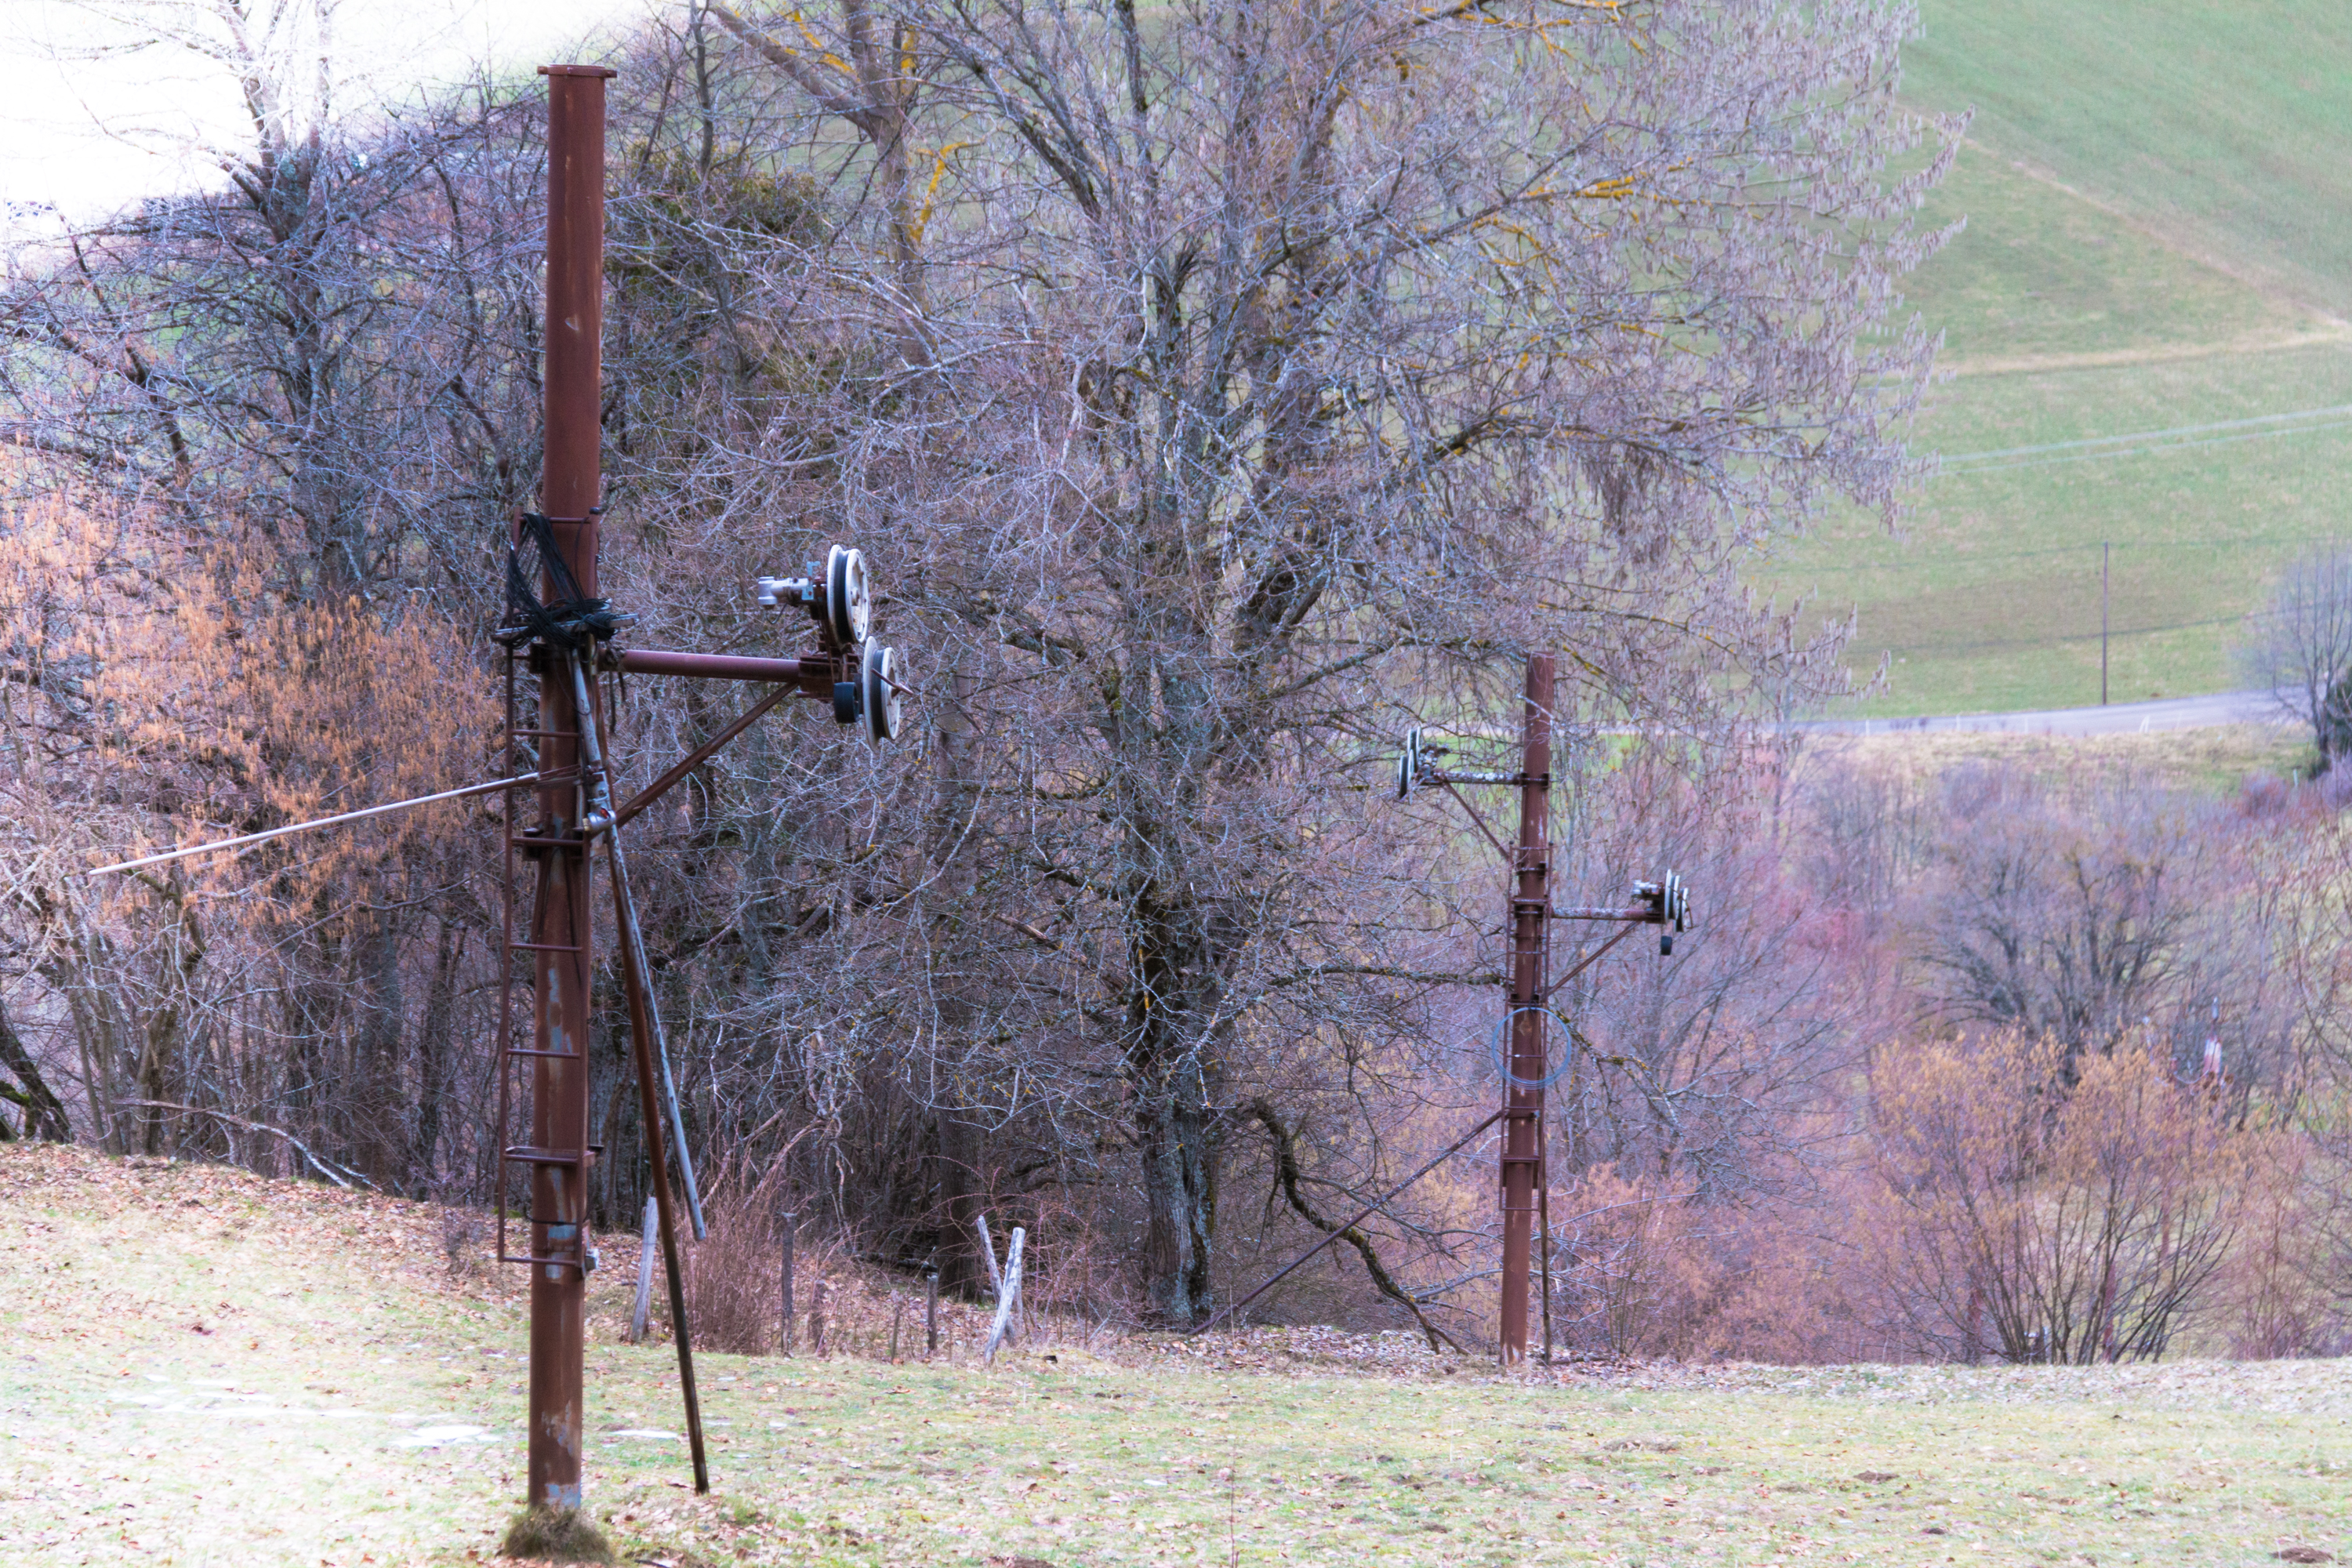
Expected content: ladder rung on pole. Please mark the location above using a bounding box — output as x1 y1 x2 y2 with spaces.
506 1145 587 1165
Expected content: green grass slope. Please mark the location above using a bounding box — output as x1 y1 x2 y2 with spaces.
1903 0 2352 318
1748 4 2352 717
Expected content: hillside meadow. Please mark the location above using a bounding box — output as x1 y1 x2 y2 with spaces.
5 1143 2350 1568
1748 2 2352 717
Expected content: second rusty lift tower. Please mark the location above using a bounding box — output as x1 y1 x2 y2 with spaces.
1496 655 1554 1367
1393 657 1689 1366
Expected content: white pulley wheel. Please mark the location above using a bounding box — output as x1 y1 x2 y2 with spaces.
827 545 872 644
861 641 902 743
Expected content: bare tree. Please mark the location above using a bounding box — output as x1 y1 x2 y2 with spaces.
1867 1033 2248 1365
665 0 1956 1321
1918 764 2201 1065
0 2 543 1185
0 0 1968 1336
2 0 547 598
2240 543 2352 767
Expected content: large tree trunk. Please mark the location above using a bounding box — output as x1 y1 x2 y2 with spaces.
0 998 71 1142
1127 883 1224 1324
1134 1043 1218 1323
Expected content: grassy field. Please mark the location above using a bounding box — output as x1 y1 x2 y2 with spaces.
1804 722 2312 797
9 1143 2352 1568
1747 2 2352 717
1902 0 2352 320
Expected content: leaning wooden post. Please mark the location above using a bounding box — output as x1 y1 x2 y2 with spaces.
629 1193 658 1344
975 1212 1004 1298
924 1264 940 1358
779 1210 797 1356
983 1227 1026 1362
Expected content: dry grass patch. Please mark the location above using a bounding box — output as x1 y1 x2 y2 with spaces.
5 1145 2352 1566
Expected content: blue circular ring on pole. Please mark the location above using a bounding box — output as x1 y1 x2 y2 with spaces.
1489 1004 1575 1091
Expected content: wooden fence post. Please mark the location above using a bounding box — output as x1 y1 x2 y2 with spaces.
629 1193 658 1344
779 1209 797 1356
975 1212 1004 1298
983 1227 1025 1362
925 1265 940 1359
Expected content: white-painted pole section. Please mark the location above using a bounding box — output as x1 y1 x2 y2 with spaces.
975 1211 1005 1297
984 1226 1025 1362
630 1194 659 1343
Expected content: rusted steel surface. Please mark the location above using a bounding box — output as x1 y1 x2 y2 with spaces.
540 65 613 526
1384 671 1691 1363
1498 654 1555 1367
617 648 818 684
610 827 711 1491
523 60 613 1515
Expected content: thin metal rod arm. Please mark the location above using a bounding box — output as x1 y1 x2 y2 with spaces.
1540 920 1639 1003
610 815 711 1491
1554 906 1657 921
567 655 617 834
612 684 794 829
583 670 710 1494
83 772 549 877
1436 777 1513 860
576 657 706 1240
1189 1109 1503 1338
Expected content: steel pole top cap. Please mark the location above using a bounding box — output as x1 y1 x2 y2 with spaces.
539 64 619 78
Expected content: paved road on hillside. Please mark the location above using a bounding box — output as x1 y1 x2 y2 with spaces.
1801 690 2294 738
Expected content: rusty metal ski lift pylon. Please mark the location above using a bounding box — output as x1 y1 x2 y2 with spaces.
1222 658 1693 1366
493 545 906 1503
493 65 911 1515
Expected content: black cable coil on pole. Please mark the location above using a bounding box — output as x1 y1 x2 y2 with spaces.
494 512 624 652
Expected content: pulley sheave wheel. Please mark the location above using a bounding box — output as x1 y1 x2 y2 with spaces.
1396 727 1423 800
861 641 903 744
827 546 872 645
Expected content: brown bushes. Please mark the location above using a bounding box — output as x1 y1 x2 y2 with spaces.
1862 1033 2251 1364
670 1181 1117 1360
1514 1033 2324 1369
